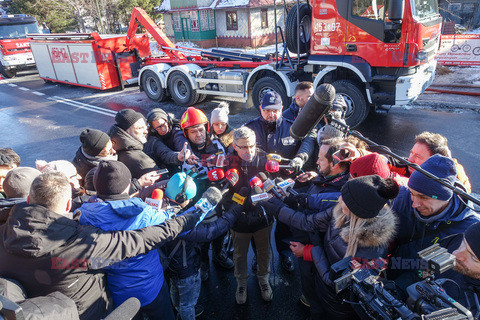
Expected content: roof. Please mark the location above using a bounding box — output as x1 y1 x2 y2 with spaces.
156 0 295 12
215 0 249 9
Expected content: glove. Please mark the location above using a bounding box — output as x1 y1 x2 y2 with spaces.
284 193 308 210
259 197 285 219
289 157 305 174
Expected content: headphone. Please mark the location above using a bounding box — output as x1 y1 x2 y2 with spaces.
175 174 193 203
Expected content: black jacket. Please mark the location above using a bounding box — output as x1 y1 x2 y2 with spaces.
108 124 157 179
72 147 99 181
0 202 199 320
0 198 24 225
144 126 188 173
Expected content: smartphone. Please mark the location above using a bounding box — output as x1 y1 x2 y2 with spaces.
156 169 169 175
332 149 350 166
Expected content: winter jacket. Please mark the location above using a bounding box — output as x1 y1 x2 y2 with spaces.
245 116 315 162
278 204 398 318
77 196 172 307
108 124 157 179
144 126 189 173
390 186 480 280
72 147 99 181
282 100 301 121
210 125 234 150
163 201 242 279
0 197 24 225
181 135 226 177
0 202 200 320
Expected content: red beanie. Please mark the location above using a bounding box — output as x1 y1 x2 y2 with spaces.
350 153 390 179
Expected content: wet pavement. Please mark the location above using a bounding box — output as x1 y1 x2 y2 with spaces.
1 72 480 319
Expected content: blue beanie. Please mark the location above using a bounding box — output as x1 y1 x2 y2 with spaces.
165 172 197 201
408 154 457 201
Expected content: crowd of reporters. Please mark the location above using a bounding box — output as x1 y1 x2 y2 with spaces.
0 81 479 320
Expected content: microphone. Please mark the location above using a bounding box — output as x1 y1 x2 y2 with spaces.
145 188 164 210
216 154 226 167
290 83 335 140
258 172 283 199
232 187 249 205
265 160 292 173
207 168 225 182
193 186 223 215
275 177 298 197
104 297 141 320
251 185 269 205
249 176 264 189
267 154 290 162
222 171 239 193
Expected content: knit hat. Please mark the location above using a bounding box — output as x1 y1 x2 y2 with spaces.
350 153 390 179
341 175 399 219
465 222 480 260
93 160 132 197
165 172 197 202
35 160 77 178
115 109 145 131
260 91 283 110
79 129 110 157
210 106 229 124
3 167 41 198
408 154 456 201
146 108 169 126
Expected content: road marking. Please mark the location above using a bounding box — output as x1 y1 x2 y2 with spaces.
32 91 45 96
7 83 17 87
52 96 117 116
19 87 30 91
47 97 115 117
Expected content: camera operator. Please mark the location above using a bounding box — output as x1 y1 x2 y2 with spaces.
390 155 480 286
263 175 399 319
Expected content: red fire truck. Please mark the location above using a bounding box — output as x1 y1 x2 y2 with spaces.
0 14 40 78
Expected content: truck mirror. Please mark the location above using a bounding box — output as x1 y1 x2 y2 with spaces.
389 0 404 21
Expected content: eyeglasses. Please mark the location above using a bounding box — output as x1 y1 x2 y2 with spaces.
235 144 256 150
153 122 168 132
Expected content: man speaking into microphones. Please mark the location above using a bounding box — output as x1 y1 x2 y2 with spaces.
245 91 318 271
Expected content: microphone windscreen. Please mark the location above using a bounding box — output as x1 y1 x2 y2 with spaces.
104 297 141 320
253 185 263 195
275 177 284 183
258 172 268 182
151 188 164 200
208 168 225 181
238 187 249 197
226 168 239 176
265 160 280 173
249 176 263 189
290 83 335 140
202 187 223 206
226 172 239 186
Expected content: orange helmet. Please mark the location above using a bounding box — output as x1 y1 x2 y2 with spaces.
180 107 209 134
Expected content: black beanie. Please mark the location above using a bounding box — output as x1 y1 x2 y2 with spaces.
80 129 110 156
465 222 480 260
147 108 170 126
115 109 145 131
93 160 131 197
341 175 398 219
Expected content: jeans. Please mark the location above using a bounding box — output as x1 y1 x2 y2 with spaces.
169 272 201 320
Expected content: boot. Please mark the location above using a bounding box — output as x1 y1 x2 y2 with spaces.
235 278 248 304
258 275 273 302
212 249 234 269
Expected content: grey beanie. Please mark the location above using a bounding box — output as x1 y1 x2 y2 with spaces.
210 105 229 124
3 167 41 198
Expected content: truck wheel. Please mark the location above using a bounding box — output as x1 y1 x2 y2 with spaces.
285 3 312 54
168 71 198 106
0 65 16 78
252 76 289 109
331 80 369 128
142 70 167 102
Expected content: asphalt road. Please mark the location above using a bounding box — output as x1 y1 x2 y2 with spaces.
1 71 480 320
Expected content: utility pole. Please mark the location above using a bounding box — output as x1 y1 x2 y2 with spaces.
94 0 106 34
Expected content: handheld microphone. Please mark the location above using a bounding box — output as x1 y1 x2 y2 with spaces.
251 185 270 205
276 177 298 197
265 160 292 173
290 83 335 140
194 187 223 215
267 154 290 162
222 171 239 193
232 187 249 205
216 154 226 167
207 168 225 182
258 172 283 199
104 297 141 320
249 176 264 189
145 188 164 210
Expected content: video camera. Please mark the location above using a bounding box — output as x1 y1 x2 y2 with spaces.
331 244 473 320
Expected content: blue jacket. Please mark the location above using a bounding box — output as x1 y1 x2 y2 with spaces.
245 116 315 161
77 197 171 307
282 101 300 121
390 187 480 280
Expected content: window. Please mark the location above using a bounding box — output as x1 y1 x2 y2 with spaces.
209 10 215 30
190 11 199 31
352 0 386 20
261 9 268 28
173 13 182 32
226 11 238 30
200 10 209 31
